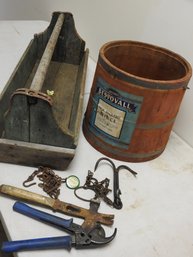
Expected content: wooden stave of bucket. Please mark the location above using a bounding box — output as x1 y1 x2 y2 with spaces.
83 40 192 162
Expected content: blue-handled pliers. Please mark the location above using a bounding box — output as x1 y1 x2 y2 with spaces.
1 202 117 252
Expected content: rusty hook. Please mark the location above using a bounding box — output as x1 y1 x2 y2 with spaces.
23 176 37 188
22 170 40 188
116 165 137 177
94 157 137 210
94 157 123 209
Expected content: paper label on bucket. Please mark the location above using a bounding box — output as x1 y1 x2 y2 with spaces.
95 99 126 138
90 77 143 148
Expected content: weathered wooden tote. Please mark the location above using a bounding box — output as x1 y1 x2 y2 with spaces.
0 12 88 169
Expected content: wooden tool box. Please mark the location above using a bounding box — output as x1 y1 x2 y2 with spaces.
0 12 89 170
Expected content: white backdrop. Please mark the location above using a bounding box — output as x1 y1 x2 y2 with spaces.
0 0 193 147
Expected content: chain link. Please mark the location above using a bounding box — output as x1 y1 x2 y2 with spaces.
23 166 65 199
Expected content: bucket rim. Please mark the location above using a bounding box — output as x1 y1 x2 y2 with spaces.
99 40 192 87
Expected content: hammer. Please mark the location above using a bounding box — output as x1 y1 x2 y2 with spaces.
0 184 114 231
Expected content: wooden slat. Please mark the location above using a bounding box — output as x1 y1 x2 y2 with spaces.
30 13 65 92
0 138 74 170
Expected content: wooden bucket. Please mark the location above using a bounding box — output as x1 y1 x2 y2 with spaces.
83 40 192 162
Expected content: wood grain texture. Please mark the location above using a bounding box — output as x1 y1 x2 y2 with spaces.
0 12 88 169
83 40 192 162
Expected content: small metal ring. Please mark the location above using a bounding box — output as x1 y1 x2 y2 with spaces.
74 186 96 202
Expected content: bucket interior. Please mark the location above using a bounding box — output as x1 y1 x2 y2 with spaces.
103 42 188 81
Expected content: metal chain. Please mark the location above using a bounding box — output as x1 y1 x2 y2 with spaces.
23 166 65 199
74 170 113 206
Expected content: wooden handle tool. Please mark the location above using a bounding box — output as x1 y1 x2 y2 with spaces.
0 184 114 229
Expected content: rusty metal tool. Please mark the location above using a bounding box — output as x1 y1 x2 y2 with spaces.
74 170 113 206
1 202 116 252
94 157 137 209
0 184 114 232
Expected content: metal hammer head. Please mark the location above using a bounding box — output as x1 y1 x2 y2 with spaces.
80 198 114 232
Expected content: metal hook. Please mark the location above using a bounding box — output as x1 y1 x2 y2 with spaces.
94 157 138 210
94 157 116 172
22 169 41 188
23 178 36 188
94 157 123 209
116 165 137 177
